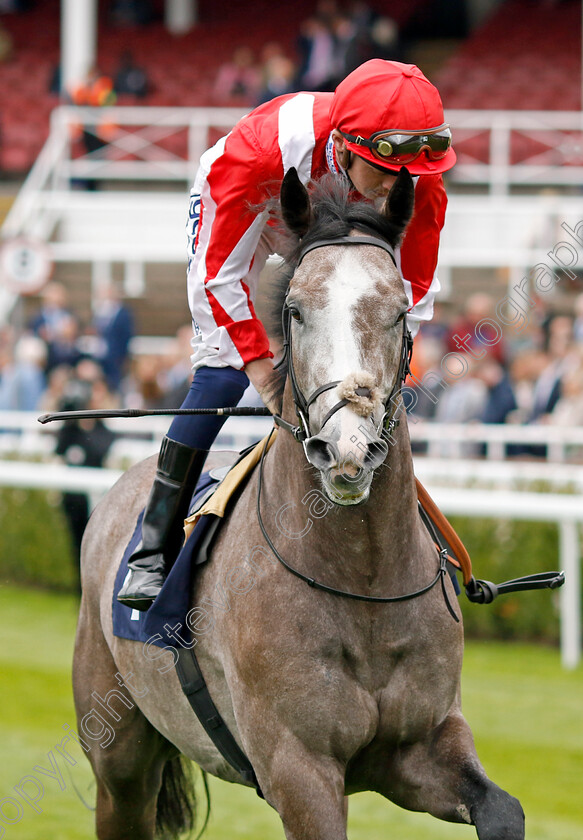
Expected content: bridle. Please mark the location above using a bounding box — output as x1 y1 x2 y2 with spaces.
259 232 458 617
271 234 414 448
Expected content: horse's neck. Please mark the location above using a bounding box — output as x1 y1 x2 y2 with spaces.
264 414 422 582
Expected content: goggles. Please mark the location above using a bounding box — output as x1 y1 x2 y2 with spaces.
340 124 452 166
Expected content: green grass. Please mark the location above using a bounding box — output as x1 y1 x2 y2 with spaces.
0 585 581 839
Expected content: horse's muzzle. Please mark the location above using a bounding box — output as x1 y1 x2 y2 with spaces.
303 434 388 505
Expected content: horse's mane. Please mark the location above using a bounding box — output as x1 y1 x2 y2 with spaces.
263 175 404 410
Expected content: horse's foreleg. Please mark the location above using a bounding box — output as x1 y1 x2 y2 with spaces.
376 712 525 839
254 737 348 840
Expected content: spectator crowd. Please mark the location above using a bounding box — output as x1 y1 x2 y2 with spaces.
407 292 583 440
2 282 583 442
210 0 405 106
0 281 195 573
0 280 196 418
40 1 404 113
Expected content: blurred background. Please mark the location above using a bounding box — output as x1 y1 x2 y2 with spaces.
0 2 582 839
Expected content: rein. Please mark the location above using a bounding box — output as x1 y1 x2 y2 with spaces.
256 428 459 618
259 232 457 617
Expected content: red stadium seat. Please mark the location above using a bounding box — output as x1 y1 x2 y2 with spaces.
436 0 580 112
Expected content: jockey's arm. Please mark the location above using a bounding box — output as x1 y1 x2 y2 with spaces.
244 356 277 413
400 173 448 335
187 123 277 372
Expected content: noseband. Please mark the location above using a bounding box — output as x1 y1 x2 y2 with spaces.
272 234 413 445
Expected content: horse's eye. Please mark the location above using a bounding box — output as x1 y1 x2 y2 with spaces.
395 312 405 325
290 307 303 323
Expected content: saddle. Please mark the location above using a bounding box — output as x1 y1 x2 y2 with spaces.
182 433 277 542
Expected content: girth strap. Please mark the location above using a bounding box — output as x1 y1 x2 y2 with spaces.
175 647 263 797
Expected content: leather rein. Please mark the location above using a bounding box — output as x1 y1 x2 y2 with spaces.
258 233 458 618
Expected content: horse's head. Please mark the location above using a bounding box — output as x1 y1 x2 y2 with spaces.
276 166 414 506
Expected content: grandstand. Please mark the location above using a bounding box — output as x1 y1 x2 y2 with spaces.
0 0 432 174
436 0 581 112
0 0 582 338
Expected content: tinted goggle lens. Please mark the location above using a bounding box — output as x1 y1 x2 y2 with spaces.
372 127 452 163
342 125 452 165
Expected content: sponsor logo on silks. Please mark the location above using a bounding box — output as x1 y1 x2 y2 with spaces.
326 132 339 175
187 191 202 259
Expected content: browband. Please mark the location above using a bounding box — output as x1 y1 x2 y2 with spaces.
297 235 396 267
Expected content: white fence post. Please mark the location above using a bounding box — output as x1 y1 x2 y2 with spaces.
559 520 581 670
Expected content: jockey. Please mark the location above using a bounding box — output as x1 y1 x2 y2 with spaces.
118 59 457 611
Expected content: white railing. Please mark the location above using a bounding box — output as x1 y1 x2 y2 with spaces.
2 412 583 466
446 109 583 194
408 421 583 463
3 106 583 245
1 107 581 323
0 410 273 466
414 457 583 492
430 486 581 670
0 453 580 670
1 105 248 241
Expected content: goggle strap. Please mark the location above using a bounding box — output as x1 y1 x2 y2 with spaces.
340 132 377 151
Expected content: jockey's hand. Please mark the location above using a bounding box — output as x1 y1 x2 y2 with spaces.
244 357 278 414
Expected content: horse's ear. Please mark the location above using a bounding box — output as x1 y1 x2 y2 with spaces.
281 167 311 237
382 167 415 237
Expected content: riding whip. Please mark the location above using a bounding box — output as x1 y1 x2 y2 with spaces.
38 406 273 424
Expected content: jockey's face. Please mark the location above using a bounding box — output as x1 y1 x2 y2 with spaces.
347 155 399 203
331 129 399 203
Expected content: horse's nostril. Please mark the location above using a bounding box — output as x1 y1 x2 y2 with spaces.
364 439 388 469
304 437 338 470
305 435 387 473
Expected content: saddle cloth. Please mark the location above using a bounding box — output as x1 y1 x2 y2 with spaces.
112 434 276 648
112 431 471 649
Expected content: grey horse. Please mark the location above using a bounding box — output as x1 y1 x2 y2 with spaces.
74 168 524 839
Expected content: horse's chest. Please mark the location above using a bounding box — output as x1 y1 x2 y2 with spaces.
324 622 459 739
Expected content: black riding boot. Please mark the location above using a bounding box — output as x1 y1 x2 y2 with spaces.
117 436 207 611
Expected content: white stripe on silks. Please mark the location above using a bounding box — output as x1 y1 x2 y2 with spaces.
407 270 441 337
278 93 316 184
188 237 263 344
205 211 268 307
186 208 268 369
187 135 229 287
196 134 228 186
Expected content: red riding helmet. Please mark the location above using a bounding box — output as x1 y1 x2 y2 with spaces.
330 59 456 176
